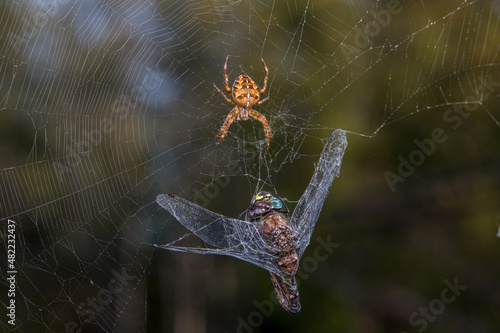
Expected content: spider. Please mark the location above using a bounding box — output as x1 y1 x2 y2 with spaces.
213 55 272 154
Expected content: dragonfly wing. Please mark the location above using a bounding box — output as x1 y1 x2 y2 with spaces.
156 194 279 273
154 244 280 274
291 129 347 258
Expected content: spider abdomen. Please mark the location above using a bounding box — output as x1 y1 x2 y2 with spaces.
214 56 271 154
232 75 260 108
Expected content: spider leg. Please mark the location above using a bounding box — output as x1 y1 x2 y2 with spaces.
214 83 238 106
224 55 231 94
253 96 269 106
259 58 268 95
216 106 240 146
248 109 272 155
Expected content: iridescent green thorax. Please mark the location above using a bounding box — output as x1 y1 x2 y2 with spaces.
248 191 288 221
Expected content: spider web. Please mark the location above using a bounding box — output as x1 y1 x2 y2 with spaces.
1 0 499 332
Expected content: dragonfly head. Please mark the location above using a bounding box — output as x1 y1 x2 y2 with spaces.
247 191 289 221
251 191 287 212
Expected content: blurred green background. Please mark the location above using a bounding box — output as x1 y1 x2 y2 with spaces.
0 0 499 332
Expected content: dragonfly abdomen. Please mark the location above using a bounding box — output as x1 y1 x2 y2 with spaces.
269 272 301 313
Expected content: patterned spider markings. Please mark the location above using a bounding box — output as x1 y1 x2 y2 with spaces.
213 55 272 154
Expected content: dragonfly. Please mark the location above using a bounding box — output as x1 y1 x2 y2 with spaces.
156 129 347 312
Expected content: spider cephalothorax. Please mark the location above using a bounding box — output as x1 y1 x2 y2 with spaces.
213 55 272 154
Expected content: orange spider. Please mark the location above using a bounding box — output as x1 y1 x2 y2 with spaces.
214 55 272 154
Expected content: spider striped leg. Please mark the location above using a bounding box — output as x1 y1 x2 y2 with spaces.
248 109 272 155
224 55 231 94
259 58 269 94
216 106 240 146
253 96 269 106
214 83 237 106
